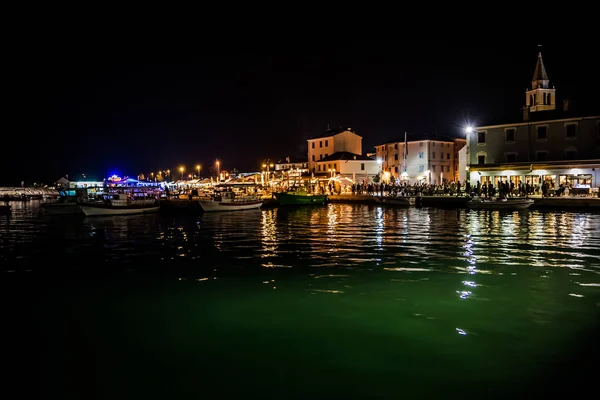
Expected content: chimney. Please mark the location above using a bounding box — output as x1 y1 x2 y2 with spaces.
563 99 569 112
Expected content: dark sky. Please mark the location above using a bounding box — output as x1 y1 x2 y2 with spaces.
6 39 599 185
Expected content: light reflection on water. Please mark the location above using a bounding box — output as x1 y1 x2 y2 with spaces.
1 201 599 273
2 201 600 397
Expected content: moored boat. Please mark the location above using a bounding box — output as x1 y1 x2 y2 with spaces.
41 188 87 215
273 189 327 206
374 195 414 207
468 197 534 210
159 189 203 212
198 189 263 212
80 193 160 216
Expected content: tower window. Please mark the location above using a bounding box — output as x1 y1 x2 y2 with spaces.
478 155 485 164
565 124 577 139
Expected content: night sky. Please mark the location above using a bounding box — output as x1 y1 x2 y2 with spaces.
7 39 599 186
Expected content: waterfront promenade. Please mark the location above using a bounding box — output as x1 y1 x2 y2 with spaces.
0 187 58 199
328 193 600 209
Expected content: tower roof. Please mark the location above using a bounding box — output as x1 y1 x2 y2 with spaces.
532 52 549 82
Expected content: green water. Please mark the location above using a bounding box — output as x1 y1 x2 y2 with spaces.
2 203 599 398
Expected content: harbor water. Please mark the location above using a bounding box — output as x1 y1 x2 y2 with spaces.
2 200 599 399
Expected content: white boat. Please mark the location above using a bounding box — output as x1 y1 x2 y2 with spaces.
374 195 415 207
80 193 160 216
198 189 263 212
468 197 534 210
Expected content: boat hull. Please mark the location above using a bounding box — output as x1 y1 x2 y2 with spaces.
374 196 414 207
274 192 327 206
159 199 202 211
41 203 81 215
468 199 534 210
198 199 263 212
80 203 160 216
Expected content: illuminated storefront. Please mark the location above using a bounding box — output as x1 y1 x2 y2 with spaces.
469 160 599 194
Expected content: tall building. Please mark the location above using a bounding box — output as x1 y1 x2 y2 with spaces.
307 128 362 173
375 135 466 184
465 51 600 193
523 52 556 118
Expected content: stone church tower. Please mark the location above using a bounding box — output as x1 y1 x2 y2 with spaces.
523 52 556 120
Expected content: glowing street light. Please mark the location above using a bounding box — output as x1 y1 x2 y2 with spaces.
216 160 220 181
465 126 473 183
179 166 184 179
196 164 201 178
262 162 274 185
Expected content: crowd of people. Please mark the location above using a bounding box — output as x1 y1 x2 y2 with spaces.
320 179 593 198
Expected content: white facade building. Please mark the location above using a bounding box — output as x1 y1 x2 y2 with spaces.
307 128 362 173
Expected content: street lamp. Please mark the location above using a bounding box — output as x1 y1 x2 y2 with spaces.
196 165 201 178
179 166 184 180
465 126 473 184
216 160 220 181
262 162 274 185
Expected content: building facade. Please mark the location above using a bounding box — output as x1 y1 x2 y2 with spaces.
275 157 309 172
315 152 380 182
375 138 466 184
307 128 362 173
467 52 600 192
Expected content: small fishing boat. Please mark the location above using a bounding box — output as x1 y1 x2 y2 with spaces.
80 193 160 216
374 195 415 207
468 197 534 210
273 189 327 206
198 189 263 212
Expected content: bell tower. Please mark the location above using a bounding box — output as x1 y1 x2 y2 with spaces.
524 51 556 114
